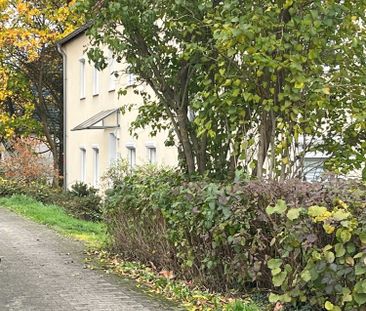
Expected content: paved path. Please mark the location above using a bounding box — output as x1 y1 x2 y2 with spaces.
0 208 179 311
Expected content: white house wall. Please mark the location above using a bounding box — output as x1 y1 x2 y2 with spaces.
63 33 178 189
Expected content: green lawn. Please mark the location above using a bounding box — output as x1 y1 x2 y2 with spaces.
0 194 107 248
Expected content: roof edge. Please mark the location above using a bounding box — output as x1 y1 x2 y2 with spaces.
57 21 93 46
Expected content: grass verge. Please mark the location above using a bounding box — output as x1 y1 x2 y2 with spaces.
0 194 107 248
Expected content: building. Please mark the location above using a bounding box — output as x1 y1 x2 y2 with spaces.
57 25 178 189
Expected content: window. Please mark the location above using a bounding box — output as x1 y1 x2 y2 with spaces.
127 71 136 86
127 147 136 169
79 58 86 99
108 52 116 91
109 133 117 165
147 147 156 164
303 158 325 182
80 148 86 182
93 147 99 187
92 66 100 96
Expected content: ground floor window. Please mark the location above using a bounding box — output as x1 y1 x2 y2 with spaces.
127 147 136 169
147 147 156 164
303 157 326 182
80 148 86 182
93 147 99 187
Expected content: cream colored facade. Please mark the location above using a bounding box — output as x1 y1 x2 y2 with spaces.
59 28 178 189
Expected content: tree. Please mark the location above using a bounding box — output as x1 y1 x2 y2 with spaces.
0 0 82 183
77 0 366 180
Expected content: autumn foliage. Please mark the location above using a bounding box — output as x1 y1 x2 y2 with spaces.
0 137 56 183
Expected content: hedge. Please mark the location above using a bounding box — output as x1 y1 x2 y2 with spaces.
103 166 366 310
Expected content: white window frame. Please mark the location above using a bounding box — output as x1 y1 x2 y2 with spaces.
127 71 136 86
109 133 118 166
148 147 156 164
92 146 100 187
145 142 157 164
79 58 86 99
127 146 136 169
80 147 86 182
92 65 100 96
303 157 326 182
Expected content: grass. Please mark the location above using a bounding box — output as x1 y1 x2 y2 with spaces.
0 194 107 248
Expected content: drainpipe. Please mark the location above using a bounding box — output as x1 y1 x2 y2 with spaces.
56 43 68 190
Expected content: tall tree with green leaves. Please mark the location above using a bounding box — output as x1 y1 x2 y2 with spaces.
77 0 366 180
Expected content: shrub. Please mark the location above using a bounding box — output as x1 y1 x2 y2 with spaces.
61 182 102 221
266 199 366 310
104 165 182 269
103 166 366 309
0 178 102 221
0 137 56 183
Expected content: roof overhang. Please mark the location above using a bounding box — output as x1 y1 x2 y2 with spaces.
71 109 120 131
57 22 93 47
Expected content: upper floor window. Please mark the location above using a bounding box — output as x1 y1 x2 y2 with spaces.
127 71 136 86
108 52 116 91
92 66 100 96
79 58 86 99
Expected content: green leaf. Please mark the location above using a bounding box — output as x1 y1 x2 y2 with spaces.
272 267 282 276
267 258 282 270
308 205 328 217
332 209 350 221
335 243 346 257
325 301 334 310
266 199 288 215
325 251 335 263
294 81 304 89
355 264 366 276
287 208 302 221
337 229 352 243
268 293 280 303
272 270 287 287
354 293 366 306
359 232 366 244
300 269 312 282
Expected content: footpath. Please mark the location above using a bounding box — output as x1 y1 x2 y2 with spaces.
0 208 178 311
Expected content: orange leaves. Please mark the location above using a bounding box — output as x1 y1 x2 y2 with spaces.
0 137 56 183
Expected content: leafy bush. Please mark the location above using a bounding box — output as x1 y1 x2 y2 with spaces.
103 166 366 309
0 137 56 183
61 182 102 221
104 165 182 268
266 199 366 310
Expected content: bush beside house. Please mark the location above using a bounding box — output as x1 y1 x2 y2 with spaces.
103 166 366 310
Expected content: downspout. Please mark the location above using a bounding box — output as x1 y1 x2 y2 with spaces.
57 43 68 190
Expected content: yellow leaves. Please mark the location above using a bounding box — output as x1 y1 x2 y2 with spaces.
16 0 27 14
0 0 82 64
322 86 330 95
323 224 335 234
0 0 8 9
